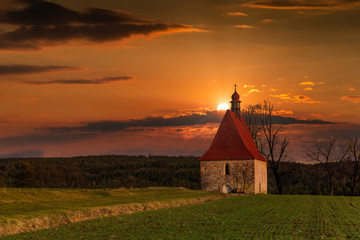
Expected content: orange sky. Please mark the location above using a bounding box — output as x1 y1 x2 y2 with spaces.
0 0 359 159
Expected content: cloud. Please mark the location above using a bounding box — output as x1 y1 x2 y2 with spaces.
309 113 324 118
348 87 356 91
261 19 275 23
44 110 332 134
271 93 320 103
235 24 256 29
304 87 313 91
274 110 294 115
299 81 315 86
0 0 204 50
0 64 79 76
247 88 260 93
23 76 134 85
297 10 332 15
223 12 248 16
242 0 360 10
45 111 225 133
0 110 334 159
243 84 255 88
341 95 360 103
271 115 333 125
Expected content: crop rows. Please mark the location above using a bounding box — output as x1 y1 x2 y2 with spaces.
3 195 360 239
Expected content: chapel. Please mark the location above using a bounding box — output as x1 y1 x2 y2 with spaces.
199 85 267 194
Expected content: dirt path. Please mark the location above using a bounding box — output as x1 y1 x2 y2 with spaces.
0 195 224 237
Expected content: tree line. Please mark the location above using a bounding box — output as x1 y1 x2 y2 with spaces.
0 154 359 195
0 155 200 189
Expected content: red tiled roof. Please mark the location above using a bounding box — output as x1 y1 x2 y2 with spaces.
199 110 267 162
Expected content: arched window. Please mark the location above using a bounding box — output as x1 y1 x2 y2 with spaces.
225 163 230 175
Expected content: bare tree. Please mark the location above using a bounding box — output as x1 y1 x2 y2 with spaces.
243 100 290 194
225 162 252 193
306 137 348 196
347 137 360 196
239 161 252 193
242 104 262 147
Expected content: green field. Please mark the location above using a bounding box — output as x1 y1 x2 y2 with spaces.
0 188 217 236
3 194 360 239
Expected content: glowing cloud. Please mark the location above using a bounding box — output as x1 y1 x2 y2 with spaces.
271 93 320 104
224 12 248 16
247 89 260 93
341 95 360 104
274 110 294 116
299 81 315 86
235 25 256 29
261 19 274 23
243 84 255 88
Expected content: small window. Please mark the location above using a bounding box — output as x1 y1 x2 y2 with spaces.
225 163 230 175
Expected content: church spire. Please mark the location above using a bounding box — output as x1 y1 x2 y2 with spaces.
230 84 241 119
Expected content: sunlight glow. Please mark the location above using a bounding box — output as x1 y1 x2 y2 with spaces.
217 103 229 111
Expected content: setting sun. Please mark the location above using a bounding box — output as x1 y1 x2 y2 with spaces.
217 103 229 111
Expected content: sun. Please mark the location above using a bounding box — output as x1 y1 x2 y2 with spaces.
217 103 229 111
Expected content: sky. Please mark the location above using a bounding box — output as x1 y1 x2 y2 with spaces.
0 0 359 161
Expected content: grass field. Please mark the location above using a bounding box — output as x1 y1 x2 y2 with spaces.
0 188 217 236
3 194 360 239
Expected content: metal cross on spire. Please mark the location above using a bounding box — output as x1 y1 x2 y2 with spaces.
234 84 237 91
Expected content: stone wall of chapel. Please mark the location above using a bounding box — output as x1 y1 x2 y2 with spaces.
200 160 255 193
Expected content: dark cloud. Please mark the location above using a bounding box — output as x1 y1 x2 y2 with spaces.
23 76 134 85
0 0 146 26
271 115 333 125
0 149 44 158
0 64 79 76
0 111 340 160
47 111 225 133
242 0 360 9
0 0 200 50
45 111 333 134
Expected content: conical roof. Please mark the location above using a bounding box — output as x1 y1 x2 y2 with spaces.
200 110 266 161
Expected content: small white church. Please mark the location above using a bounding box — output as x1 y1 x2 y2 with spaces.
199 85 267 194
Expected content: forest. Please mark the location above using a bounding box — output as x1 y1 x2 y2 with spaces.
0 155 358 195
